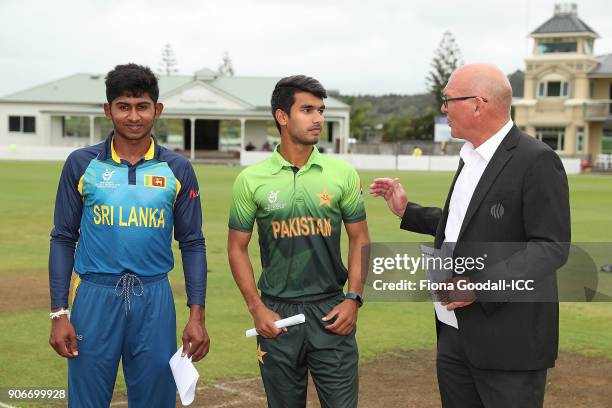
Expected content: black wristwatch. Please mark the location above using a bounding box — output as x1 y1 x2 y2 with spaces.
345 292 363 307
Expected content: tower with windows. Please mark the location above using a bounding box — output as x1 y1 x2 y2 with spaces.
514 3 612 161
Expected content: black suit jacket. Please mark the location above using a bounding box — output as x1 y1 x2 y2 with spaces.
400 125 571 370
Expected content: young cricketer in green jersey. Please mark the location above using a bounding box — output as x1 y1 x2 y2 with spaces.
228 75 370 408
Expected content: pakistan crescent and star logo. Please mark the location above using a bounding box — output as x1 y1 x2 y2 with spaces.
256 344 267 364
317 188 334 207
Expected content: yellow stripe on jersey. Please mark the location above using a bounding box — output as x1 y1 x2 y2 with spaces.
77 175 84 196
175 178 182 200
144 138 155 160
69 275 81 307
110 139 121 164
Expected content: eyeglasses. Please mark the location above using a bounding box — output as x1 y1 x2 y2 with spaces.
442 95 488 109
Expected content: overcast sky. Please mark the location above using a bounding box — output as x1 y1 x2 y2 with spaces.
2 0 611 96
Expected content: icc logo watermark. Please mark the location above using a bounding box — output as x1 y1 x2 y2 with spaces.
490 202 504 220
268 191 279 204
102 169 115 181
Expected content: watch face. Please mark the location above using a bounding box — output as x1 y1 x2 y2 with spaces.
346 293 363 306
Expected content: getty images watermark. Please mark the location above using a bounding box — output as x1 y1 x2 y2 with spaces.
371 252 535 292
362 242 612 302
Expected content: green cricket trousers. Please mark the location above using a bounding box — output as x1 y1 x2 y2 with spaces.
257 292 359 408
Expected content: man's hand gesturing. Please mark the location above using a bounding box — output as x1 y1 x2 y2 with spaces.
369 178 408 217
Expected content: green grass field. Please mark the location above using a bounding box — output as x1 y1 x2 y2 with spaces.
0 161 611 395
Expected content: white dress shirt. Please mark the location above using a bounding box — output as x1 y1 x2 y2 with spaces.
444 119 513 243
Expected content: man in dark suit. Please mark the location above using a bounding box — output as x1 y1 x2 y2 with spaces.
370 64 570 408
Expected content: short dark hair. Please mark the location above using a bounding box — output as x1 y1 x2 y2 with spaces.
105 63 159 104
270 75 327 132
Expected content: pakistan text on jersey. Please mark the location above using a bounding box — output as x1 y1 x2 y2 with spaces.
271 217 332 239
92 205 166 228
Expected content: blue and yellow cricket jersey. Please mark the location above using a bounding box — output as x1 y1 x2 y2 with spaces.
49 133 207 308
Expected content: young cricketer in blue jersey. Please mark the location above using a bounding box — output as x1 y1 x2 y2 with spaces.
48 64 210 408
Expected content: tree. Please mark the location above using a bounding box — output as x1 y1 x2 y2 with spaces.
345 96 373 141
507 69 525 98
158 43 178 76
381 112 435 142
382 115 410 142
217 51 235 77
404 112 435 141
426 31 463 110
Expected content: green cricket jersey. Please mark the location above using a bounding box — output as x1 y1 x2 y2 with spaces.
229 145 366 299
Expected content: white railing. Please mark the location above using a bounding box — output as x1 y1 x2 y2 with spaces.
0 145 583 175
0 145 81 161
241 152 582 175
594 154 612 170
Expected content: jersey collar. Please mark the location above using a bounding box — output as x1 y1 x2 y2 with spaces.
102 131 158 164
270 144 323 174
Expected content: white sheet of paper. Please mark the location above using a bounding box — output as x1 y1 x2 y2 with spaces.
245 313 306 337
169 346 200 406
433 301 459 329
421 245 459 329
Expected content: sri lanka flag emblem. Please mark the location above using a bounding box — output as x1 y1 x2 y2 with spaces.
144 175 166 188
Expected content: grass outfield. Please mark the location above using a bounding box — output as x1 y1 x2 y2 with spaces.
0 161 611 394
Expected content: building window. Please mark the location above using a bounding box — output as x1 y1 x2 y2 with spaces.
603 128 612 154
8 116 20 132
538 40 577 54
23 116 36 133
584 39 593 55
96 117 113 140
576 127 584 153
63 116 90 137
8 115 36 133
536 127 565 151
537 81 569 98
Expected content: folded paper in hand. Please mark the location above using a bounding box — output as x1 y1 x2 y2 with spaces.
169 346 199 406
245 313 306 337
421 245 459 329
